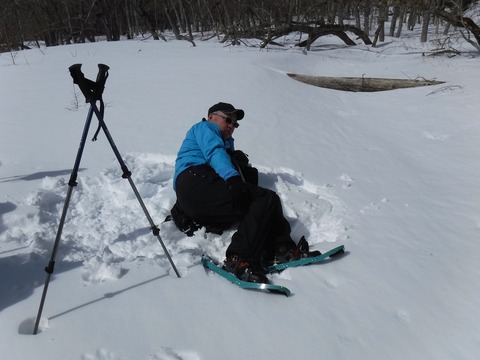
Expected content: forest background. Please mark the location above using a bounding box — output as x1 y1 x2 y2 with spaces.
2 0 480 54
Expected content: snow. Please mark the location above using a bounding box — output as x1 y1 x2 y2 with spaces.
1 29 480 360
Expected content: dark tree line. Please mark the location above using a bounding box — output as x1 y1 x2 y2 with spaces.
1 0 479 52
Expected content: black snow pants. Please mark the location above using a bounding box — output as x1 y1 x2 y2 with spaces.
175 164 296 263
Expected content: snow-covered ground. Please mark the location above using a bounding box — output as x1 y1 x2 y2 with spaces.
1 28 479 360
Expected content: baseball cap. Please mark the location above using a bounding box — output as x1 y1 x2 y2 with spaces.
208 102 244 120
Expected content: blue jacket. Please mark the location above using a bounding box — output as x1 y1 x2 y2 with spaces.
173 120 239 189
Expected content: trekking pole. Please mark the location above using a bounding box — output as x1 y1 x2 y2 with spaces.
33 64 110 335
33 64 180 335
69 64 179 278
89 102 181 278
33 98 96 335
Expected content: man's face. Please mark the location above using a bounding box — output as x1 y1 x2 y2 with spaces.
209 111 238 140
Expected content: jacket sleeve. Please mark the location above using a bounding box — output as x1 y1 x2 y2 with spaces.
194 122 239 181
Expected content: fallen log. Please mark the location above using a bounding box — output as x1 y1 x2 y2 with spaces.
287 73 445 92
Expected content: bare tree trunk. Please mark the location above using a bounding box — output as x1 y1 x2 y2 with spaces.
200 0 217 35
173 1 185 33
164 1 182 40
407 8 417 31
135 0 162 40
363 1 371 35
375 1 387 44
372 20 384 47
390 5 400 37
421 9 431 42
443 22 451 35
396 5 407 37
337 0 347 26
178 0 195 45
353 1 361 29
327 1 337 24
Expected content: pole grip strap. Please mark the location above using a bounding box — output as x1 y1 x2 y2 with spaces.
69 64 110 141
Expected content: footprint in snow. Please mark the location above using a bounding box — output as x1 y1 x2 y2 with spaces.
148 346 201 360
338 173 353 189
360 198 388 215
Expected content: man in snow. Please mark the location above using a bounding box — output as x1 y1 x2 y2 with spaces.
172 102 318 283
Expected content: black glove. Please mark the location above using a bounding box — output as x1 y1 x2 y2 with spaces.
227 150 258 186
227 176 250 210
227 149 249 169
233 150 249 169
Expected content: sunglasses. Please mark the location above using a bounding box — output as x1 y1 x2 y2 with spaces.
214 113 239 128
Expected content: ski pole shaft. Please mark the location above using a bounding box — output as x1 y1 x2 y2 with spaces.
126 176 181 278
90 102 180 278
33 105 95 334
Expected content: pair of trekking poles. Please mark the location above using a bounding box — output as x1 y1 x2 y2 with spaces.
33 64 180 335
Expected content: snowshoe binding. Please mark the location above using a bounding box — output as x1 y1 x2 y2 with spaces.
223 255 269 284
272 236 321 265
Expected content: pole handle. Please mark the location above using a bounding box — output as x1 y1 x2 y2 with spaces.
68 63 109 103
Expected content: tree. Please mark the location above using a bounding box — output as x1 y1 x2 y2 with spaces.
434 6 480 49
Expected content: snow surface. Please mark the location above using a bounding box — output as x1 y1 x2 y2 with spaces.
1 29 480 360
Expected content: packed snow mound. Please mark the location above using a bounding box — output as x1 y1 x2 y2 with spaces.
2 152 347 280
